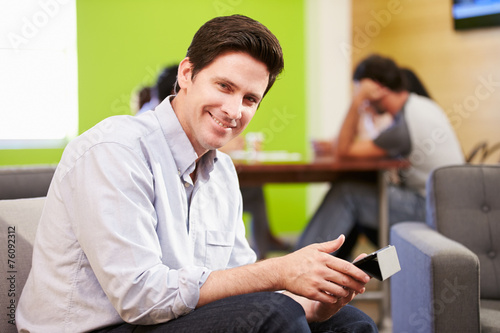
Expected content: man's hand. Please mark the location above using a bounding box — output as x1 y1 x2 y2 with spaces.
303 288 357 323
277 236 369 304
311 139 336 158
283 250 369 323
354 78 385 103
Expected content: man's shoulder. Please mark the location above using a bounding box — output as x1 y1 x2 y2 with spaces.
59 114 162 176
75 113 160 149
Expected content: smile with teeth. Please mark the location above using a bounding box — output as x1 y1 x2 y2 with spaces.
210 113 233 128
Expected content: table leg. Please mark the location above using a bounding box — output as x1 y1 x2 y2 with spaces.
377 170 392 329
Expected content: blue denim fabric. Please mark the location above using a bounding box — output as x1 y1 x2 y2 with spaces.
93 292 377 333
296 180 426 253
310 304 379 333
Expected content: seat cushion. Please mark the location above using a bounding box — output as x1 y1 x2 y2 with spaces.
481 299 500 333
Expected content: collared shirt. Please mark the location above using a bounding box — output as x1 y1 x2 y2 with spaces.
17 98 256 332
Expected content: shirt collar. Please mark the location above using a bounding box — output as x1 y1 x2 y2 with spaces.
154 96 218 178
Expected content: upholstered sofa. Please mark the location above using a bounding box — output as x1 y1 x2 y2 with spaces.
0 165 56 200
1 197 46 333
0 165 55 332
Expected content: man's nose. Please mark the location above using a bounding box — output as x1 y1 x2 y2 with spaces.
222 96 243 120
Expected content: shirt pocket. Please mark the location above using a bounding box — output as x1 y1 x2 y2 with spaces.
204 230 235 270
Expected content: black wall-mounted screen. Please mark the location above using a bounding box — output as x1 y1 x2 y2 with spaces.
453 0 500 30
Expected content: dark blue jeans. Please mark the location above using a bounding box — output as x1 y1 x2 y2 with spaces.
92 292 377 333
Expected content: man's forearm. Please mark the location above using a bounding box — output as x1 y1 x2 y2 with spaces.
197 237 370 310
336 98 363 157
197 257 282 307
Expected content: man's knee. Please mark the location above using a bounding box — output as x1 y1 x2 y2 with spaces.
326 305 378 333
237 292 308 332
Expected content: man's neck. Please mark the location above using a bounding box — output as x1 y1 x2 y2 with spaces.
190 167 197 183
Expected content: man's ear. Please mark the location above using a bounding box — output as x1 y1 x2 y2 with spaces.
177 57 193 90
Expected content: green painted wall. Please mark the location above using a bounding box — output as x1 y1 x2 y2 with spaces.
1 0 308 235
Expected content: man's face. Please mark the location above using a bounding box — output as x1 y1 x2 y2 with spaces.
175 51 269 157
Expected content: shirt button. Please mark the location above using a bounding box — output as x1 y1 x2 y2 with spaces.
482 205 490 213
488 251 496 259
184 182 190 188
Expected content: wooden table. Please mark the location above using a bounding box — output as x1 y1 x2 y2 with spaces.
234 155 409 327
234 155 408 256
235 156 408 185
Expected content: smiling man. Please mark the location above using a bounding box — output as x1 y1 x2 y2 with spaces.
17 15 377 333
172 51 266 157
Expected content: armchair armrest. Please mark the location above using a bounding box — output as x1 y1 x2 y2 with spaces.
390 222 480 333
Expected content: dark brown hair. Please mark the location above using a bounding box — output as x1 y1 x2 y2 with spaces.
353 54 405 92
185 15 284 96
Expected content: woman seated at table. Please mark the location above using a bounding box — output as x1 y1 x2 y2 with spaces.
295 55 464 259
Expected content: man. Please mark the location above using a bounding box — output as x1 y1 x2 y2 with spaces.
17 15 377 332
296 54 464 259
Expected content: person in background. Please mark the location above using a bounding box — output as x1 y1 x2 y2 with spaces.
296 54 464 259
356 67 433 143
17 15 377 332
135 86 152 114
135 64 179 116
400 67 432 99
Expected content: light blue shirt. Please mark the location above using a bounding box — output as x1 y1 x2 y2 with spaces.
17 98 256 332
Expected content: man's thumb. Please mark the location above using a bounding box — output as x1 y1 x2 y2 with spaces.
319 234 345 254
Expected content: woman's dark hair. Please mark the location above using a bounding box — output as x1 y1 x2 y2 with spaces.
185 15 284 96
353 54 405 92
400 68 432 99
156 64 179 101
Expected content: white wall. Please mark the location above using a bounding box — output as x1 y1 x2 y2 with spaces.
306 0 352 140
305 0 352 217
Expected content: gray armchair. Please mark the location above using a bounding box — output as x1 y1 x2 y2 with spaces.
391 164 500 333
